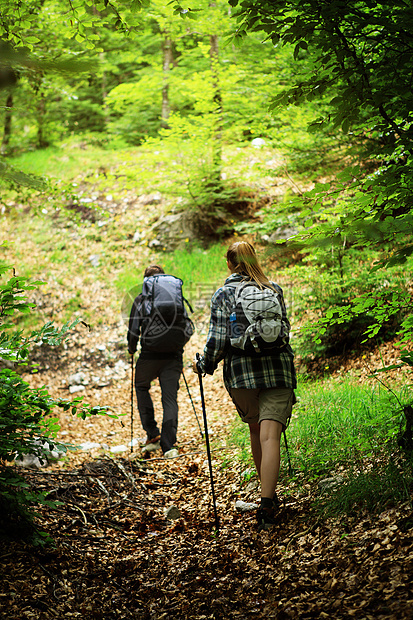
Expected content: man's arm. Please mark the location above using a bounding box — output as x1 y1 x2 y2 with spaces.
127 295 142 354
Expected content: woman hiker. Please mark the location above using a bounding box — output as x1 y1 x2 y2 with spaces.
193 241 297 531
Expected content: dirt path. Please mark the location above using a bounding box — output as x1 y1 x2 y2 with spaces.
1 174 412 617
1 321 413 619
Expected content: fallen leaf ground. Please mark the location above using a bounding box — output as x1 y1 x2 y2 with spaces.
1 164 412 618
1 329 413 620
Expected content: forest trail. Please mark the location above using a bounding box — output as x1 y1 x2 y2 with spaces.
1 167 412 619
2 320 413 619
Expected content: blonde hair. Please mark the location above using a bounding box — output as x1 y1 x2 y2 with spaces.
226 241 274 290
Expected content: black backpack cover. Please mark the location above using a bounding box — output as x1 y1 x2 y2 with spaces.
140 274 194 352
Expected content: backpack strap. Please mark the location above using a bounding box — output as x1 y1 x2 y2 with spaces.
183 296 193 314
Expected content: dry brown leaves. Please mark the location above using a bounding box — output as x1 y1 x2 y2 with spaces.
1 192 412 618
1 333 413 619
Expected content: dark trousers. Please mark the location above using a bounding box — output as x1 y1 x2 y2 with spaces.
135 356 182 453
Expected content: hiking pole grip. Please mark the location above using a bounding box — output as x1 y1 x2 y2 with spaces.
196 353 219 533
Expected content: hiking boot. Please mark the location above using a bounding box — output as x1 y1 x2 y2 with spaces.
257 506 276 531
145 435 160 446
163 448 179 459
141 436 161 454
273 492 281 510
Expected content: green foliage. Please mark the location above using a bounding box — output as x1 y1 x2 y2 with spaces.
140 107 259 236
0 0 147 52
106 76 164 143
234 189 301 239
230 0 413 135
0 267 111 543
287 247 413 360
230 376 413 514
0 160 48 190
0 0 333 162
0 367 109 543
229 0 413 350
0 266 78 363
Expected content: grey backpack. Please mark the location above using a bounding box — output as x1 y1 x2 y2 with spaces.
229 280 289 354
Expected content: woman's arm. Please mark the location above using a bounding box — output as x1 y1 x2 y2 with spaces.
197 288 231 375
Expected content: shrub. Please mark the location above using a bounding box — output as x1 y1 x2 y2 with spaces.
0 265 109 543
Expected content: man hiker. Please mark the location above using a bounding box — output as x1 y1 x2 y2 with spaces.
127 264 193 459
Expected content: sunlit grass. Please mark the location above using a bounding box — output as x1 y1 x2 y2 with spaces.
289 378 405 474
228 376 413 513
161 243 228 299
8 141 135 181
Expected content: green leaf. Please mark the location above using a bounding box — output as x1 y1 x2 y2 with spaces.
341 117 350 134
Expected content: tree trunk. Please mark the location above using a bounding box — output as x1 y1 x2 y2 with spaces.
1 92 13 154
161 35 173 129
36 92 48 149
209 32 223 183
101 52 110 130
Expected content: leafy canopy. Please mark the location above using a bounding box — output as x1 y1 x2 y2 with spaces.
226 0 413 358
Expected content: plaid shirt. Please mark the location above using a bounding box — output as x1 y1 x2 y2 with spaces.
198 273 297 391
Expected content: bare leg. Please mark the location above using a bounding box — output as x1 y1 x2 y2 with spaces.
260 419 283 498
249 419 283 499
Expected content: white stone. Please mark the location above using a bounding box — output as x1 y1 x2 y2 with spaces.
110 445 128 453
69 385 86 393
235 500 259 513
68 371 88 385
251 137 266 147
88 254 100 267
79 441 101 451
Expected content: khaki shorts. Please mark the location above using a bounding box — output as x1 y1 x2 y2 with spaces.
229 387 295 428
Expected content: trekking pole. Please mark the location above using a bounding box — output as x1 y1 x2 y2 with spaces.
130 354 134 453
283 429 293 476
196 353 219 533
182 370 204 439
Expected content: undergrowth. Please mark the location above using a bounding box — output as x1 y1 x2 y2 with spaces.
316 455 413 517
229 376 413 515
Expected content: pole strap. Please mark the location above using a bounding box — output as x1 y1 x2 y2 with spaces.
182 370 204 439
130 353 134 453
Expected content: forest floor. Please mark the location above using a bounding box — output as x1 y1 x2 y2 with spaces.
1 153 413 619
1 330 413 620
